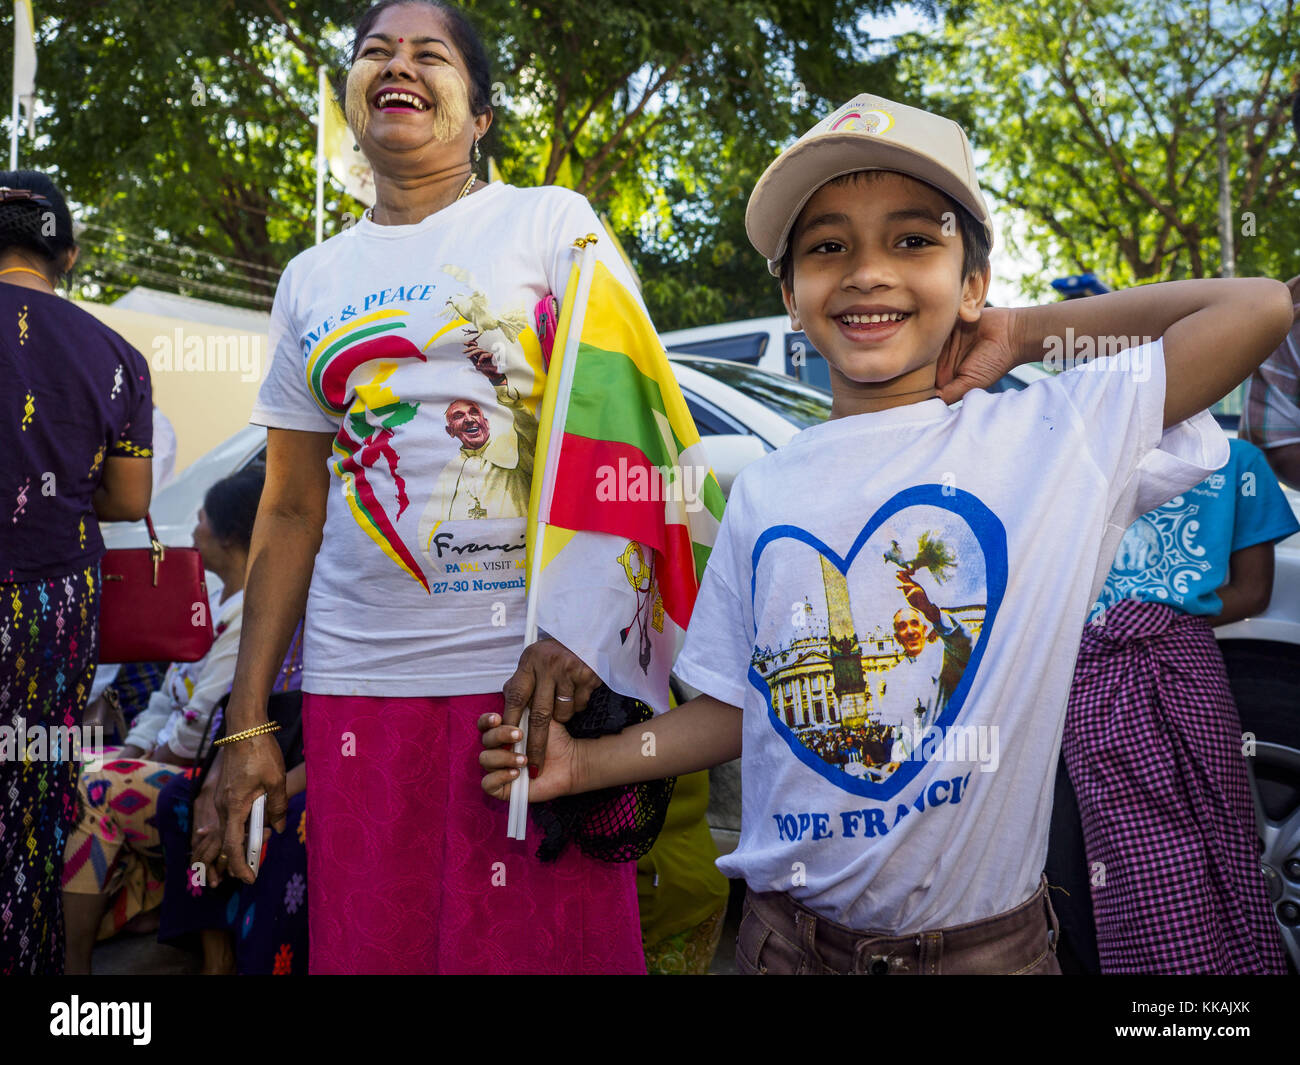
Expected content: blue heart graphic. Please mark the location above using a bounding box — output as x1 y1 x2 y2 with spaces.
747 484 1007 801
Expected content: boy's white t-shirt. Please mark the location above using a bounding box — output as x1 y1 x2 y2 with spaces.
252 183 638 696
674 341 1227 934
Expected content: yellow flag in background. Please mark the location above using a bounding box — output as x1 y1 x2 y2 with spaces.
322 83 375 207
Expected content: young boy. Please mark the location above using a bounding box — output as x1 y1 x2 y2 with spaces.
479 93 1294 974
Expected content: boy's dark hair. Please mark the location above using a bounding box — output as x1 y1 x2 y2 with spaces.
349 0 493 119
0 170 77 282
203 464 266 551
777 171 991 288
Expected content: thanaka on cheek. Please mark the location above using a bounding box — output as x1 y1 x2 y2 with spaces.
425 66 470 142
345 61 473 147
345 58 384 143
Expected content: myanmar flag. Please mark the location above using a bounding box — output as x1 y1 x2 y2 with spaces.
525 238 726 715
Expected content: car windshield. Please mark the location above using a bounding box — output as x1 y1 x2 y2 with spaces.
671 356 832 428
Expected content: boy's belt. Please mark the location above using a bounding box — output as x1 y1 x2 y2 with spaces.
740 875 1060 975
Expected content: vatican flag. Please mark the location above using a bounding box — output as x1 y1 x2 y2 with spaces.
320 72 375 207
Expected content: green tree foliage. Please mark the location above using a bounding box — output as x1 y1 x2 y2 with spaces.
915 0 1300 299
484 1 905 327
3 0 900 326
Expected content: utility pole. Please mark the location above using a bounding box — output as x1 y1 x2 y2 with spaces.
1215 94 1235 278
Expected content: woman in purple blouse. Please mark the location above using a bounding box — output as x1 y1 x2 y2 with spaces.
0 171 153 974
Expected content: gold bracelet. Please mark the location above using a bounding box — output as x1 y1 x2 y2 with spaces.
213 722 282 747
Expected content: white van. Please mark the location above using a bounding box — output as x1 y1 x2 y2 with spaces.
659 315 825 386
659 313 1048 397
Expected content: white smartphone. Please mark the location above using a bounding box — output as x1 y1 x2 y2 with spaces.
246 793 267 875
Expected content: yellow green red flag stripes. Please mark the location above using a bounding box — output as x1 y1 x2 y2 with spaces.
524 243 725 716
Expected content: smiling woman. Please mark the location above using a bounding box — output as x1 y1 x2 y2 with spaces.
216 0 651 975
343 0 493 218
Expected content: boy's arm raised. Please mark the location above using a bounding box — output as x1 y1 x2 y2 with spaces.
1014 278 1293 428
479 694 743 802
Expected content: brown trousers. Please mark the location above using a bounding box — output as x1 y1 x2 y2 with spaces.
736 876 1061 975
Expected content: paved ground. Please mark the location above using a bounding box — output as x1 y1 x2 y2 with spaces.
708 886 742 975
91 931 201 976
87 889 744 976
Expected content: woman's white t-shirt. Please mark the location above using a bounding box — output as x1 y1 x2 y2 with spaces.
252 183 638 696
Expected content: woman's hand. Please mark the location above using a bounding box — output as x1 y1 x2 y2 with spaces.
500 638 602 774
191 779 225 887
216 733 287 884
146 742 194 768
478 711 581 802
934 305 1025 404
118 744 146 759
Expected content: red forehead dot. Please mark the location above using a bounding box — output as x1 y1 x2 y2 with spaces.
398 37 404 42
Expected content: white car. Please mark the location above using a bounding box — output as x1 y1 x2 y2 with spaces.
661 314 834 390
101 358 834 551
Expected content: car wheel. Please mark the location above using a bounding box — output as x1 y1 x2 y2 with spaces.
1245 744 1300 974
1221 640 1300 974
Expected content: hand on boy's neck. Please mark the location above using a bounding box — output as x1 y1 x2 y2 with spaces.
935 305 1025 405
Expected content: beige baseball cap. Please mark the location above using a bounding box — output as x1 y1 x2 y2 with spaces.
747 93 994 277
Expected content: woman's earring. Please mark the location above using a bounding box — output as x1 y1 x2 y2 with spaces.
473 138 481 163
353 143 360 152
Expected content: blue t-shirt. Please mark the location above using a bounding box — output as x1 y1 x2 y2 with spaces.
1094 438 1299 618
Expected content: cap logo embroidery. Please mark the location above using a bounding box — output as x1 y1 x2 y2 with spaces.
829 108 894 134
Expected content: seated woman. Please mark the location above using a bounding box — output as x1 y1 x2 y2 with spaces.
155 622 307 975
61 466 264 974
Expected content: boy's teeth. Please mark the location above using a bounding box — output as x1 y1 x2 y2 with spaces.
842 312 908 324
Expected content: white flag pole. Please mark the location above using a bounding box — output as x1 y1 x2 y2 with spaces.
12 0 37 170
314 66 326 245
508 234 600 840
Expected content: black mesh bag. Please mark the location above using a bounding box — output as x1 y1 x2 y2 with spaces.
530 685 675 863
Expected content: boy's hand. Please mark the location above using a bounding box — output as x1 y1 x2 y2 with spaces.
478 711 580 802
935 306 1024 404
501 638 602 775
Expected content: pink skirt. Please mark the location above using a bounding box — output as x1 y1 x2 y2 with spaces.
302 691 645 974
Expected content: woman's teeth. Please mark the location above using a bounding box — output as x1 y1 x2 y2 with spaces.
376 91 429 110
841 312 909 324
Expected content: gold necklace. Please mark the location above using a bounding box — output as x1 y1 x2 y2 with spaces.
365 175 477 223
0 266 52 288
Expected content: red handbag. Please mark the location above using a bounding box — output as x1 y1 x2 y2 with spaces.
97 514 215 664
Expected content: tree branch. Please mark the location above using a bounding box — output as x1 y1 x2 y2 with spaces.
579 57 685 188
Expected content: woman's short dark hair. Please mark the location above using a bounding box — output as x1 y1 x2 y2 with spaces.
349 0 493 118
777 171 992 288
202 464 265 551
0 170 77 280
